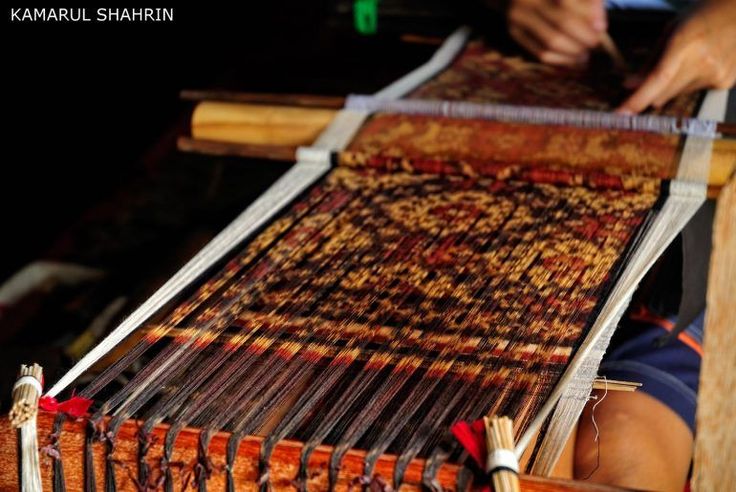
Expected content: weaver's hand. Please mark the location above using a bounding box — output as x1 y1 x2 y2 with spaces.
618 0 736 114
506 0 607 67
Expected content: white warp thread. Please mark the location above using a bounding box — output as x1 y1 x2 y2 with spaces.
345 95 719 138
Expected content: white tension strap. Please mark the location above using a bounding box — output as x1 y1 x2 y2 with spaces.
486 449 520 474
13 375 42 395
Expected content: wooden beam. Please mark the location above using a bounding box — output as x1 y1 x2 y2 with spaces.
0 411 624 491
180 101 735 194
190 101 336 147
177 136 297 162
180 90 345 109
692 177 736 491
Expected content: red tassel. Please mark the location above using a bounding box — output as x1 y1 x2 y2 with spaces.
451 419 489 467
451 419 492 491
39 394 93 418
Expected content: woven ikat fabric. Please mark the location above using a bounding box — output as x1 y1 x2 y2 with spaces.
133 165 660 446
57 37 692 490
408 41 700 116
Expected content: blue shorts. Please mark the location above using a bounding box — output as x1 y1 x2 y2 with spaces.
599 306 704 432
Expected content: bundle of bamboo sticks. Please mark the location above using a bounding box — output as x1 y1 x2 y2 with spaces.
9 363 43 428
484 415 521 492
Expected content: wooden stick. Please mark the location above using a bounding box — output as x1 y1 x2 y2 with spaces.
180 89 345 109
598 33 629 72
177 136 298 162
399 34 446 46
181 90 736 138
190 101 336 147
592 378 641 392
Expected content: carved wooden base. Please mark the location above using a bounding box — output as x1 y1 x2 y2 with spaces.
0 411 619 491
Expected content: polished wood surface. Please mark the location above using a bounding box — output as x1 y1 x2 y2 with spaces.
0 411 623 491
191 102 335 147
181 90 346 109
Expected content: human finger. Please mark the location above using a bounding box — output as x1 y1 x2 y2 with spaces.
650 68 697 108
536 7 602 49
617 51 684 113
510 7 590 56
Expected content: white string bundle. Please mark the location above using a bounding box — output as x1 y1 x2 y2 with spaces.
345 95 719 139
10 363 43 492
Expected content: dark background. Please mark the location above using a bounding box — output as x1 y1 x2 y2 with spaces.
1 2 466 279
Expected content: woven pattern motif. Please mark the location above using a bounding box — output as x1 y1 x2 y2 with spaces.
344 114 679 183
229 167 656 365
86 166 657 465
408 41 699 116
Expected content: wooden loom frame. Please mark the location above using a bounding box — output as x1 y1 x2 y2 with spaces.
3 26 734 491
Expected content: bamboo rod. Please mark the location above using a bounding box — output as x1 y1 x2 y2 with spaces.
598 33 628 73
592 378 641 392
190 101 336 147
485 416 521 492
9 363 43 428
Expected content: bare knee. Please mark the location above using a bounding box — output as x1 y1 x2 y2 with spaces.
575 390 693 492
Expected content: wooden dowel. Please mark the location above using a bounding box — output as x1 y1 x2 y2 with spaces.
181 90 736 139
399 34 446 46
592 378 641 392
598 33 628 72
180 89 346 109
177 136 298 162
190 101 336 146
181 100 735 194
